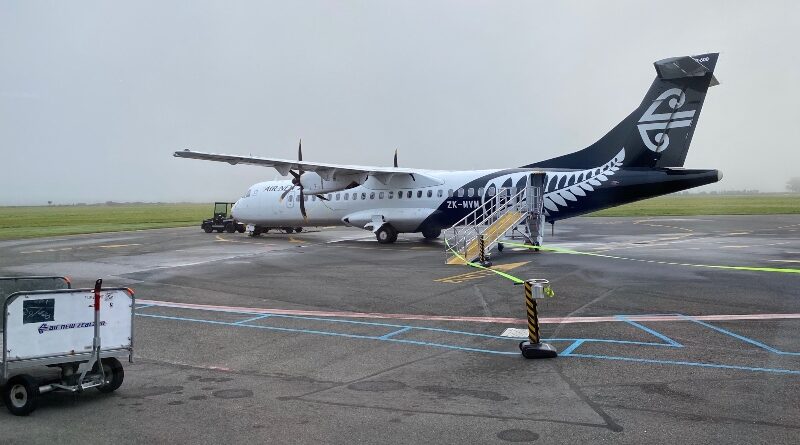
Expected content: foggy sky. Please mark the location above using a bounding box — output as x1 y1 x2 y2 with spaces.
1 0 798 205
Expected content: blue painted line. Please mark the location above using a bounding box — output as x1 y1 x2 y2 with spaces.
567 353 800 376
679 315 800 356
616 316 683 347
380 327 413 340
560 340 585 356
545 338 672 347
134 309 800 375
137 313 518 355
234 314 273 325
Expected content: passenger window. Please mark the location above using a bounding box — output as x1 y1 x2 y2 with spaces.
458 188 465 198
407 191 412 198
304 195 309 201
352 193 357 200
437 189 443 198
344 193 349 201
488 186 496 196
336 193 340 201
327 194 332 201
361 193 367 200
397 191 403 199
388 191 394 199
448 189 454 198
379 192 385 199
417 190 423 198
288 195 293 202
478 188 484 197
467 188 474 197
427 190 433 198
370 192 375 200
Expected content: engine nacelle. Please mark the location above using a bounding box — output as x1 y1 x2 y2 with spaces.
300 172 366 195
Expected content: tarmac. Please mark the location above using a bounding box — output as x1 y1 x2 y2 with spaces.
0 215 798 444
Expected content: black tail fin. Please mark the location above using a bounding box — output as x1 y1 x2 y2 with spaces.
526 53 719 169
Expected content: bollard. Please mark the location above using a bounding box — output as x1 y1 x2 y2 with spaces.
519 279 558 359
478 235 492 267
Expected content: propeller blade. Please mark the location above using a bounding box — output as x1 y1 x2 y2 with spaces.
298 139 303 162
299 189 308 222
279 186 295 203
317 194 329 201
393 149 398 168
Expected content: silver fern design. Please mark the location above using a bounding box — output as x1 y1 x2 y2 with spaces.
542 149 625 215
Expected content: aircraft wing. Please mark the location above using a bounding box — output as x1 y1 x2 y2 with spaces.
173 149 441 184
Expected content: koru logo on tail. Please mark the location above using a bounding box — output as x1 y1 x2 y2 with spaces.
637 88 696 153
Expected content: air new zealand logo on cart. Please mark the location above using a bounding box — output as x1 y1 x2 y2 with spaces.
637 88 696 152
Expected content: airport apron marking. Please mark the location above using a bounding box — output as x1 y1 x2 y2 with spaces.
503 242 800 274
435 262 529 284
135 303 800 376
137 299 800 325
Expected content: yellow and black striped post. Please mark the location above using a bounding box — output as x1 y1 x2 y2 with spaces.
524 280 540 344
478 235 492 267
519 279 558 359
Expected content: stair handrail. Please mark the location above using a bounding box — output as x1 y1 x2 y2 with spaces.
444 187 529 259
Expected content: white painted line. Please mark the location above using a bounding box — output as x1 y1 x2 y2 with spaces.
137 299 800 325
501 328 529 337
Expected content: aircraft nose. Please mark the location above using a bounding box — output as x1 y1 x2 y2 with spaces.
232 200 241 219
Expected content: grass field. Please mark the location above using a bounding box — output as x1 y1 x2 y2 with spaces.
0 204 210 240
589 194 800 217
0 195 798 240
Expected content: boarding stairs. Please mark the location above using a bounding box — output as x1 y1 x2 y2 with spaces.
445 172 546 265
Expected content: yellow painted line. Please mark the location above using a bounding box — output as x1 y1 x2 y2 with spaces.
288 237 306 243
505 242 800 275
435 262 529 284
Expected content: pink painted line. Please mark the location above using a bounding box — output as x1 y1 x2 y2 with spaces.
137 299 800 325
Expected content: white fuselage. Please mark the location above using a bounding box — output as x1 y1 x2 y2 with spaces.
232 169 501 232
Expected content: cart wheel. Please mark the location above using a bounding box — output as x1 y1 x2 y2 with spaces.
2 374 39 416
203 225 213 233
96 358 125 393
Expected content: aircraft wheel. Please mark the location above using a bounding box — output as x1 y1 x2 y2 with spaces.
96 358 125 394
421 228 441 240
294 227 303 233
376 225 398 244
2 374 39 416
283 227 294 234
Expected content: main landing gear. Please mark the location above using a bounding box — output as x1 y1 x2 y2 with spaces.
421 227 441 240
375 225 398 244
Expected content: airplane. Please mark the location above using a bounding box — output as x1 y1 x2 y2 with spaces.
175 52 722 245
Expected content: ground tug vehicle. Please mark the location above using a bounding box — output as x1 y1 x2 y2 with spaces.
201 202 245 233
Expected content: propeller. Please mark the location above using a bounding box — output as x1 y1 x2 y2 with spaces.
279 140 309 222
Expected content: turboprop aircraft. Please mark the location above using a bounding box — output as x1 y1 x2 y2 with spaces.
175 53 722 244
